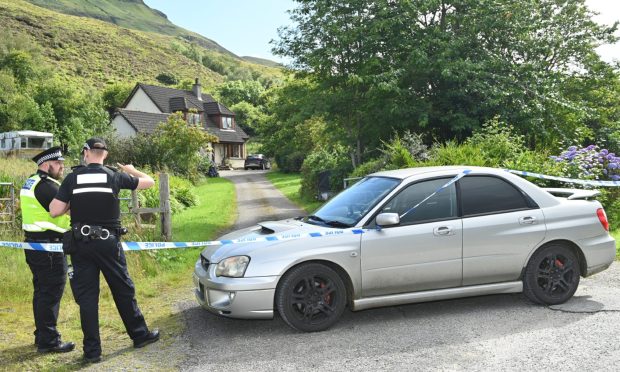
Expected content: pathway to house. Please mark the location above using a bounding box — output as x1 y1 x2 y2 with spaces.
220 169 305 231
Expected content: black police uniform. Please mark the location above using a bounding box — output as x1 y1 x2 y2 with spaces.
55 163 151 359
24 169 68 348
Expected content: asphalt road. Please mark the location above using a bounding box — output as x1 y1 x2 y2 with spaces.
88 170 620 371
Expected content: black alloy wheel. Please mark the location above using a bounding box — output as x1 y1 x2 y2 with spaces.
276 263 347 332
523 244 580 305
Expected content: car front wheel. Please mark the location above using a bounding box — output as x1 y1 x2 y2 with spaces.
523 244 580 305
276 263 347 332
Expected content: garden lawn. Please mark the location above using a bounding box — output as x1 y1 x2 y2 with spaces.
265 171 323 213
0 177 235 370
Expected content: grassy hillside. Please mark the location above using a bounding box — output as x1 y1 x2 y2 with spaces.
242 56 282 68
25 0 237 57
0 0 282 89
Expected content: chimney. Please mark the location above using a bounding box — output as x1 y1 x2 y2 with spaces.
192 78 202 101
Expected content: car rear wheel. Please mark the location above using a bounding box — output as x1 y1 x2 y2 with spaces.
276 263 346 332
523 244 580 305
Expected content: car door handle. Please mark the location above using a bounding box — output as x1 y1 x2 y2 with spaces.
433 226 453 236
519 216 537 225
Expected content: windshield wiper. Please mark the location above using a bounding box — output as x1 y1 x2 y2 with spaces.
308 215 351 228
307 215 327 223
323 220 351 228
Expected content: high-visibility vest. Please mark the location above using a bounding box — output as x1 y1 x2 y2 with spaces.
20 174 70 233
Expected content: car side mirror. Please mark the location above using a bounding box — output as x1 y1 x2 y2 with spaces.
376 213 400 227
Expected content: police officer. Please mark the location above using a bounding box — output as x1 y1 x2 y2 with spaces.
20 147 75 353
50 138 159 363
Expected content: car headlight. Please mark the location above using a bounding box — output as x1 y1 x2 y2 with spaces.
215 256 250 277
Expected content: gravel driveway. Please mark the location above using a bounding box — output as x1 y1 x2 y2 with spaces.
87 170 620 371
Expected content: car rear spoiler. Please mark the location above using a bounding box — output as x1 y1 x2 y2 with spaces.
543 188 601 200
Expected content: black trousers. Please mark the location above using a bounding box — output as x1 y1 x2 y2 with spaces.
69 236 149 357
24 249 67 348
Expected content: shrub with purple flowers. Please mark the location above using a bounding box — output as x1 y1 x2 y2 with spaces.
552 145 620 231
551 145 620 182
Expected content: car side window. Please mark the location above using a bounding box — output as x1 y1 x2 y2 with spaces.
459 176 530 216
381 178 457 225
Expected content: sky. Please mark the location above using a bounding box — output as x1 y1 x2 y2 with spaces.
144 0 619 64
144 0 293 61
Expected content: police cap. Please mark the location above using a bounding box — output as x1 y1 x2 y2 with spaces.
32 146 65 166
82 137 108 153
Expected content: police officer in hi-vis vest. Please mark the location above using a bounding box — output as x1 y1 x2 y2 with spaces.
20 147 75 353
50 138 159 363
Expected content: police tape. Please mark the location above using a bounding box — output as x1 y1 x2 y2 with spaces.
0 228 366 253
506 169 620 187
1 169 474 253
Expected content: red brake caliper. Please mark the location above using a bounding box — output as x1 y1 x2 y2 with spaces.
555 259 564 269
320 282 331 304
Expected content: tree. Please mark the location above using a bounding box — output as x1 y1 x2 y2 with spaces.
151 112 218 177
215 80 266 107
273 0 619 165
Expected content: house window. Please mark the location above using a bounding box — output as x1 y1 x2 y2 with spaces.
187 113 201 126
225 144 242 158
222 116 233 129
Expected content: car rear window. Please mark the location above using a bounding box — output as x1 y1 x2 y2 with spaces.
459 176 530 216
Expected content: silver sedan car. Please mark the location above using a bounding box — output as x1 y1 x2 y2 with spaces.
194 166 616 332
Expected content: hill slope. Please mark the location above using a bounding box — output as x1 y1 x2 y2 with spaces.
0 0 282 89
25 0 237 57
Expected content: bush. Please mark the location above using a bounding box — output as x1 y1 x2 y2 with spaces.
300 146 352 199
106 112 218 180
155 72 179 86
276 151 306 173
551 144 620 230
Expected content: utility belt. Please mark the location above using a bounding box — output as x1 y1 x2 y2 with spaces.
63 224 128 255
73 224 128 241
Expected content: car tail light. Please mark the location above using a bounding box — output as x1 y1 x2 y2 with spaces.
597 208 609 231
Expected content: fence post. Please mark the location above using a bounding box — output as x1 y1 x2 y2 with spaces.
159 173 172 241
131 189 141 226
10 184 14 224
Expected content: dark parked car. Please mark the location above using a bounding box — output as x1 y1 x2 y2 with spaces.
244 154 271 170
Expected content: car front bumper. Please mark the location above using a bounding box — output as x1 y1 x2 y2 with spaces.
193 260 279 319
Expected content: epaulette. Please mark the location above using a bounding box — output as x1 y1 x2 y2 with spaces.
39 173 48 179
105 165 119 173
71 165 85 170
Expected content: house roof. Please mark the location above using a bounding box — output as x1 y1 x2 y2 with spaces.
117 82 246 143
169 97 190 112
115 109 170 135
205 116 249 142
114 109 249 144
204 102 235 116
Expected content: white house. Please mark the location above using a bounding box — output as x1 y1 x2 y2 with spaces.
111 79 249 168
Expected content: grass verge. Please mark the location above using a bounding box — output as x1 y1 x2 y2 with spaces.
265 171 323 213
612 230 620 259
0 177 235 370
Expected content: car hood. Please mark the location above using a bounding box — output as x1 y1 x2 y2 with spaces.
201 219 326 263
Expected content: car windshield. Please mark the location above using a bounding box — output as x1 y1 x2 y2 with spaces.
308 177 401 227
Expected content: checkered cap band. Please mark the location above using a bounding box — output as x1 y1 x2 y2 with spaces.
36 150 63 165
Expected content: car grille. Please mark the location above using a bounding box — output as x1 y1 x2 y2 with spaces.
200 254 210 271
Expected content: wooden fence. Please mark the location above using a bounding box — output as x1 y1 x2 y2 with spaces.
122 173 172 240
0 182 15 225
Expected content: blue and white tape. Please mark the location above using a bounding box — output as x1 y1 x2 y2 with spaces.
506 169 620 187
4 168 614 253
400 170 471 218
0 228 366 253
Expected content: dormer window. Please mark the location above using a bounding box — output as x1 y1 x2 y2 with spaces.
187 112 201 126
222 116 233 129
